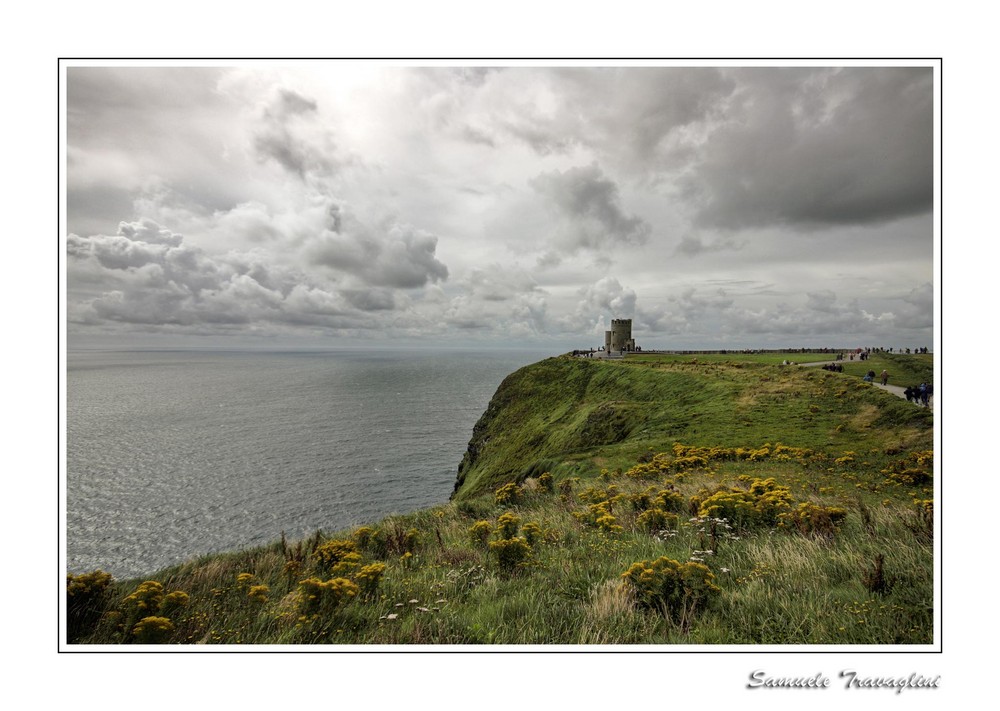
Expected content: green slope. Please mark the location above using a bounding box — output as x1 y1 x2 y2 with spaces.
453 355 933 499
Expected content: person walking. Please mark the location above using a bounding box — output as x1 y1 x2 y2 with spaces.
880 370 889 385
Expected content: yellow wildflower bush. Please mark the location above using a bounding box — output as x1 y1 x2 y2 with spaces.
297 577 360 616
636 507 678 533
778 502 848 538
159 590 190 616
132 616 174 644
691 478 792 528
595 513 623 533
66 570 113 642
497 511 521 539
353 562 387 597
620 556 720 625
494 482 524 506
468 520 492 546
67 570 113 600
672 454 709 470
653 487 685 513
624 452 673 479
313 539 363 576
247 585 269 604
578 484 619 505
521 521 544 546
123 580 165 614
488 537 532 572
881 451 934 486
537 472 554 493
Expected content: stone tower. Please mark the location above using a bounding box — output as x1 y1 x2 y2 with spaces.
609 318 635 352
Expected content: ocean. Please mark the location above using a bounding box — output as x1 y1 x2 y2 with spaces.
65 348 550 579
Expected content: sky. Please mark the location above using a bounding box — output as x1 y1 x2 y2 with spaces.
64 62 936 351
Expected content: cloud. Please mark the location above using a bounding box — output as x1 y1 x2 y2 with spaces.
683 67 933 230
556 276 638 336
451 67 735 173
895 282 934 328
306 216 449 289
530 163 651 254
66 218 435 332
253 89 336 179
674 233 744 257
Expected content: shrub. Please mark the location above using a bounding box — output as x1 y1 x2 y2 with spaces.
636 507 677 533
573 500 622 532
672 455 709 470
247 585 269 604
132 616 174 644
66 570 113 642
496 512 521 539
353 562 387 597
160 590 190 616
624 452 673 479
488 537 532 572
630 488 654 512
123 581 165 615
537 472 554 493
313 539 363 576
468 520 492 546
691 478 792 528
521 521 544 546
620 556 720 628
595 513 623 533
653 488 685 513
297 577 360 616
881 452 933 486
886 468 931 486
778 503 848 539
495 482 524 506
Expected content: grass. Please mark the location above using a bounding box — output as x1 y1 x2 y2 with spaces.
67 352 935 646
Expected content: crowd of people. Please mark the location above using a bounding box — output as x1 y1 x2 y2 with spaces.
904 383 934 407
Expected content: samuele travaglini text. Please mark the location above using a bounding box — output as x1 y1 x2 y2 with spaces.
747 670 941 693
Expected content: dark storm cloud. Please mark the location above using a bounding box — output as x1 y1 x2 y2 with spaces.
685 67 933 229
530 164 651 253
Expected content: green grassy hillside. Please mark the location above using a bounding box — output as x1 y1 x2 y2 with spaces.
67 353 935 646
454 355 932 499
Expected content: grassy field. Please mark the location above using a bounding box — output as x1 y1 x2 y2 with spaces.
67 353 935 646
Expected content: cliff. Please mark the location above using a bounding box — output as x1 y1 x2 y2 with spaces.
452 353 933 499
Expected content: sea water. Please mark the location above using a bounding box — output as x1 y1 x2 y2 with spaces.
66 348 548 578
